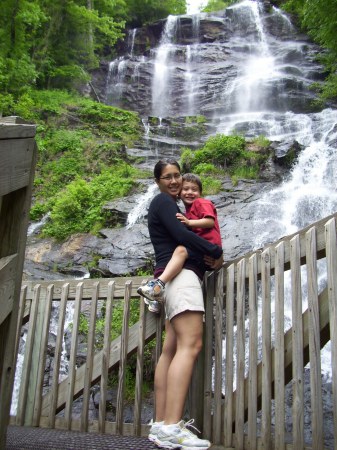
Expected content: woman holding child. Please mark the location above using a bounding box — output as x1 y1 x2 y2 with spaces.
139 158 223 450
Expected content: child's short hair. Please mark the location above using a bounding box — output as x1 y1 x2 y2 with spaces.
182 173 203 194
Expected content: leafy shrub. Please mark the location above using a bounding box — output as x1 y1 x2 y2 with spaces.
200 176 222 195
43 164 139 240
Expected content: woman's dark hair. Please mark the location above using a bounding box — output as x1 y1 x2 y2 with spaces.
182 173 203 194
154 159 181 180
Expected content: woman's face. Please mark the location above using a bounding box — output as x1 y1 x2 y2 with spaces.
156 164 182 199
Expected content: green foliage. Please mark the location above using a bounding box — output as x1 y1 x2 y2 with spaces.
251 135 270 148
43 165 138 240
125 0 186 27
231 166 260 186
281 0 337 102
202 0 238 13
200 176 222 195
180 133 270 185
181 134 246 172
193 163 222 176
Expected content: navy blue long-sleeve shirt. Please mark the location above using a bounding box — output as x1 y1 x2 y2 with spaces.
148 192 223 278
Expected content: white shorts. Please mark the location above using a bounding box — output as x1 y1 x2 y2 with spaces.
164 268 204 321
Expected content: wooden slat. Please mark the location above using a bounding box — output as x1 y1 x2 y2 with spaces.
224 264 235 448
81 282 99 432
235 258 245 450
221 211 337 283
213 268 224 444
325 218 337 449
48 283 70 428
203 272 215 439
32 284 53 427
116 281 132 434
290 235 304 449
64 282 83 429
40 308 158 415
305 227 323 450
0 254 18 325
133 286 146 436
0 139 35 196
261 248 271 450
274 241 285 450
99 281 115 433
248 253 258 450
16 285 41 426
23 277 148 301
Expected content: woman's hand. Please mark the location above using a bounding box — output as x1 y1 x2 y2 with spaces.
204 254 224 270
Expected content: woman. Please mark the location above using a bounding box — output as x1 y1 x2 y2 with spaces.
147 159 223 450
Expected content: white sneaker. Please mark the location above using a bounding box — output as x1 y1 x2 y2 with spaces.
148 420 164 443
143 297 161 314
154 419 210 449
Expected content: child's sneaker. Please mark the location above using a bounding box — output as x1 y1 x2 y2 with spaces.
137 279 165 303
143 297 161 314
153 419 210 449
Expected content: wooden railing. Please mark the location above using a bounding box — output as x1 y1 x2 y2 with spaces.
11 212 337 449
11 277 164 436
201 212 337 450
0 117 37 448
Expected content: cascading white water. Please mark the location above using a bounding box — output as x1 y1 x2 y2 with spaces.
151 15 179 117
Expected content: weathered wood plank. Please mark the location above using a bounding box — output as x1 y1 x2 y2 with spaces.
0 254 17 325
64 282 83 429
213 268 224 444
261 248 271 450
98 281 114 433
22 276 147 300
224 264 235 449
48 283 70 428
81 282 99 432
290 235 304 449
202 272 215 440
133 287 146 436
0 139 35 196
0 127 37 449
325 218 337 450
33 284 53 427
16 285 41 426
116 281 132 434
0 122 36 139
235 259 245 450
274 241 285 450
305 227 323 450
248 253 258 450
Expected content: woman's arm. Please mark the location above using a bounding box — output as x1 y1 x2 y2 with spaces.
156 194 223 259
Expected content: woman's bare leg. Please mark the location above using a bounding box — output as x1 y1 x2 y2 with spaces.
162 311 204 424
154 319 177 422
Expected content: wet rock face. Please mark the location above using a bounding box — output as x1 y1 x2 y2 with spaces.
24 3 331 281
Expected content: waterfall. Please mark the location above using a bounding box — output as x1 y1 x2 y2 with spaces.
126 184 158 229
104 0 337 379
151 15 179 117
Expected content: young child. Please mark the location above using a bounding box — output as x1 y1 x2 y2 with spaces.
137 173 222 313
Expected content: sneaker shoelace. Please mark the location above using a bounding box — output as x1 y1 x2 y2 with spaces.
179 419 201 438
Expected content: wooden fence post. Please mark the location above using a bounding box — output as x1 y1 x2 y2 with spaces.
0 117 37 448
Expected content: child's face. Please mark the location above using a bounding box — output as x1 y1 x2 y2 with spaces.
180 180 201 206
